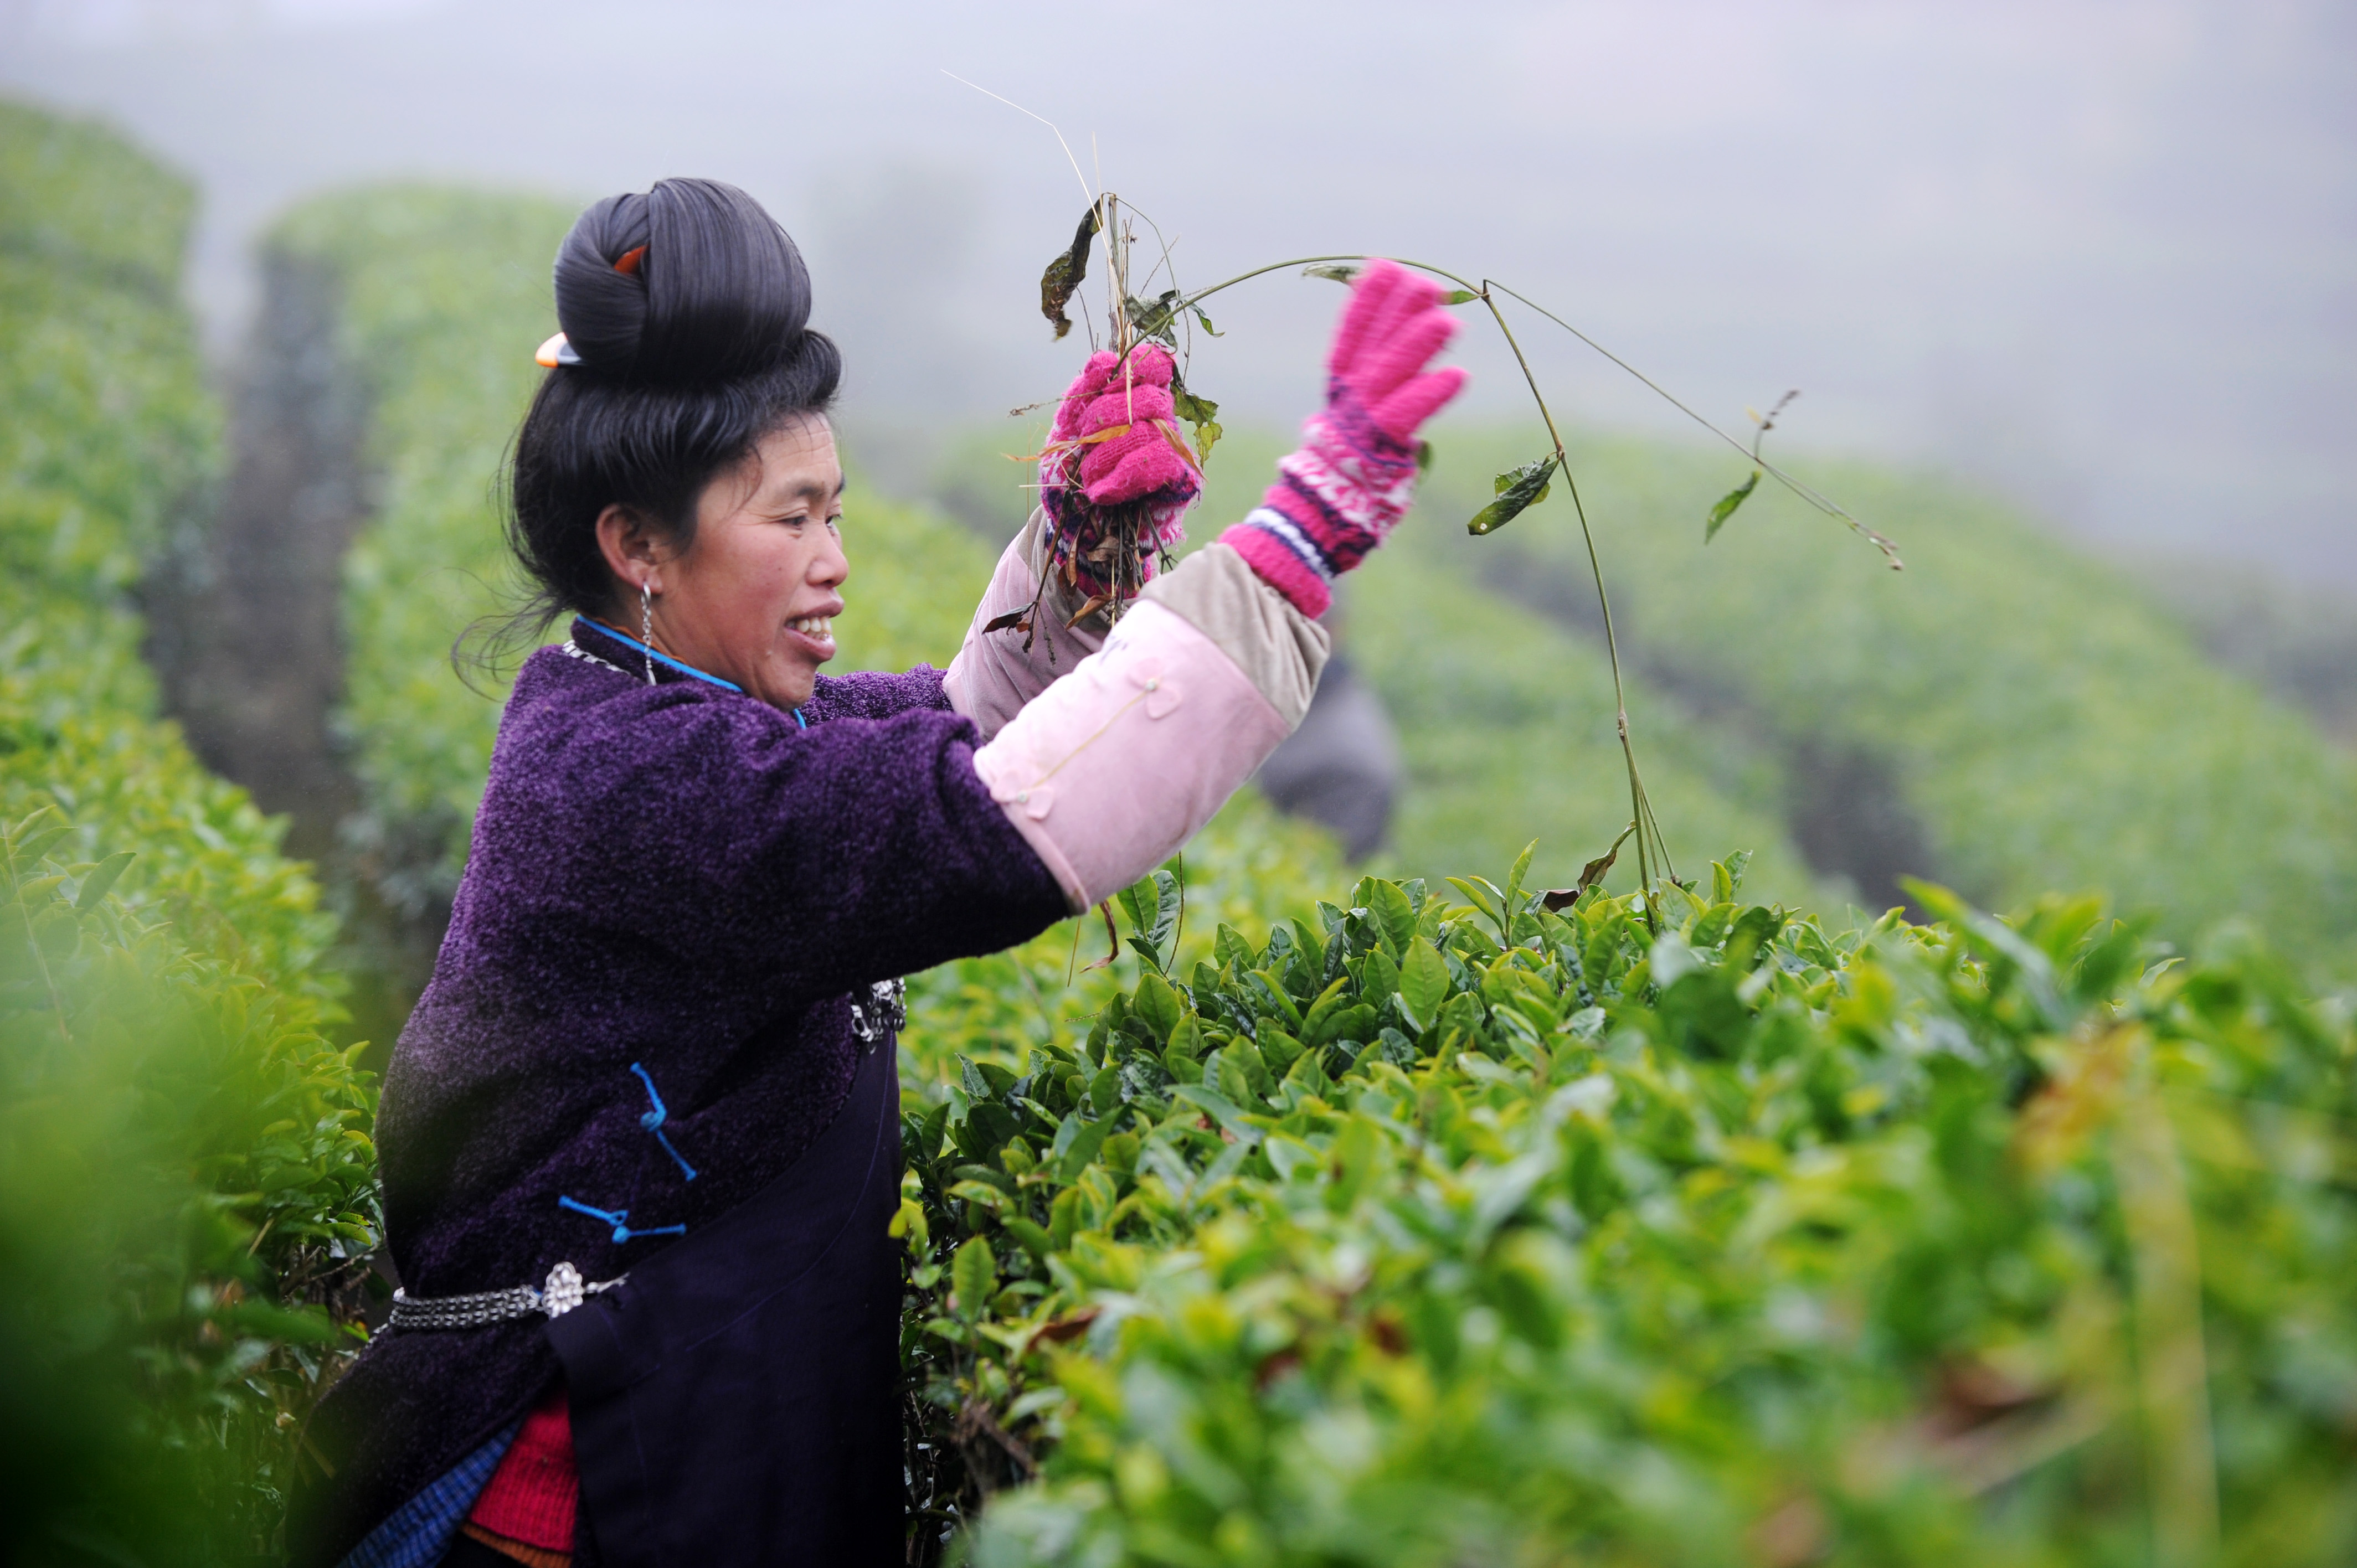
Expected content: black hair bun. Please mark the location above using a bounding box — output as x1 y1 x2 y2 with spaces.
552 178 814 386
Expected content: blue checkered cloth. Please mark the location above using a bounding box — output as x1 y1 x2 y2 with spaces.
338 1421 522 1568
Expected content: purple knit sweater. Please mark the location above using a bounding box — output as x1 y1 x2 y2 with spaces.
294 621 1067 1565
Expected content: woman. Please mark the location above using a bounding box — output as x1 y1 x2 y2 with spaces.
295 178 1463 1567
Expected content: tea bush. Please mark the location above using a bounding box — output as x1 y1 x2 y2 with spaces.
0 101 373 1561
898 852 2357 1565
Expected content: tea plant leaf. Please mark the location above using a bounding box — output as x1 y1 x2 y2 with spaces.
1303 263 1361 285
1705 470 1761 543
1722 849 1752 897
1000 1216 1052 1263
1398 937 1451 1030
1446 875 1512 946
74 850 135 910
1133 971 1182 1038
1466 457 1558 535
1146 870 1182 963
1039 205 1102 341
1502 841 1537 927
950 1235 999 1319
1355 876 1416 957
1054 1115 1113 1182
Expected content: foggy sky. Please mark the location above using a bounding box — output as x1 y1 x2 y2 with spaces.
3 0 2351 585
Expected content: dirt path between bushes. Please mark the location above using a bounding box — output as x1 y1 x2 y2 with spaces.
151 250 429 1059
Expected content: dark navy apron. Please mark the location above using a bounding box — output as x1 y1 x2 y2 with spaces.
545 1038 903 1564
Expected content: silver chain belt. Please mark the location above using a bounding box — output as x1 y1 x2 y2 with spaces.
388 979 902 1333
384 1261 623 1332
849 977 907 1048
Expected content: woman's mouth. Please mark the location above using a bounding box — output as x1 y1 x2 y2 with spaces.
784 613 836 658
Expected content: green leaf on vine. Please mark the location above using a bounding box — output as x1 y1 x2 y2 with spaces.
1172 384 1219 427
1466 457 1558 535
1303 263 1361 285
1190 303 1222 337
1174 379 1223 468
1705 470 1761 543
1125 288 1182 347
1442 288 1480 305
1039 205 1102 341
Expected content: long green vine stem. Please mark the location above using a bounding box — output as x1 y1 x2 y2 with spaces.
1482 281 1902 570
1175 254 1730 904
956 78 1868 907
1179 258 1898 569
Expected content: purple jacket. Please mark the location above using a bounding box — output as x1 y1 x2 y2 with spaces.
294 619 1066 1565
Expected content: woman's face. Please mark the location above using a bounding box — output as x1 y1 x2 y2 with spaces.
601 416 848 710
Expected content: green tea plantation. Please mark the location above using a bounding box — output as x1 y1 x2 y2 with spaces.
2 105 2351 1568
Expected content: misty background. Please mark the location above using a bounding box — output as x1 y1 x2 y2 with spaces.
2 0 2351 591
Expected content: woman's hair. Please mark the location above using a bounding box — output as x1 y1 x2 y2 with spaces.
470 178 840 673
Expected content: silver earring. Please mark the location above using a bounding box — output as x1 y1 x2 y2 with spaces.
640 580 656 685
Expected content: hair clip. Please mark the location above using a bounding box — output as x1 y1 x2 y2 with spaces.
536 332 583 369
614 245 646 276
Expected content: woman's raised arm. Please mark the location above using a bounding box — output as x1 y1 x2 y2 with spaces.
967 258 1465 908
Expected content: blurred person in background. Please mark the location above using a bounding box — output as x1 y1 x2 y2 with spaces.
292 178 1464 1565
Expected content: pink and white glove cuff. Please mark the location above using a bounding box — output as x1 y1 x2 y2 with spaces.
1218 512 1336 620
1220 399 1423 619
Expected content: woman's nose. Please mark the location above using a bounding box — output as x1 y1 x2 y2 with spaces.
812 530 848 588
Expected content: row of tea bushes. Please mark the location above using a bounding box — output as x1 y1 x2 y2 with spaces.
0 101 375 1560
266 187 578 924
1345 527 1823 908
898 850 2357 1565
1417 427 2357 980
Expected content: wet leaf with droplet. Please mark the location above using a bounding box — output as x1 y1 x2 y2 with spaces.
1467 457 1558 535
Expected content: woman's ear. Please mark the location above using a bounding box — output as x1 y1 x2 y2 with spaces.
594 504 667 595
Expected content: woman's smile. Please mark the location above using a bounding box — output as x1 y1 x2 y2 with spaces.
781 608 840 661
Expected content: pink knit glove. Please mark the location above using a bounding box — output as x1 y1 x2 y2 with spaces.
1219 260 1466 617
1038 343 1200 604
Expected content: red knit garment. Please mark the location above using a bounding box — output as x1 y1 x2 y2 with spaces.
469 1386 579 1552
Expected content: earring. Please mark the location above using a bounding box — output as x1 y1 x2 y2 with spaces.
639 579 656 686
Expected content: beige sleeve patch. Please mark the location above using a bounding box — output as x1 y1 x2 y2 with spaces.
1136 543 1330 729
